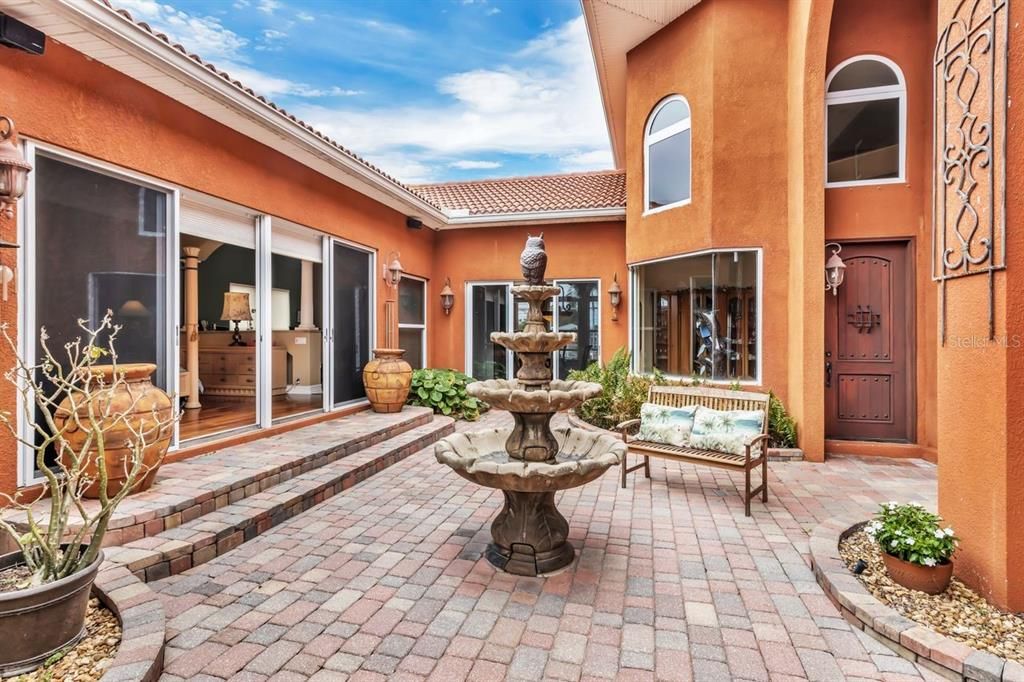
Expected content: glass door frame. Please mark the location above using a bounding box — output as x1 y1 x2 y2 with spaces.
16 140 180 485
464 281 514 380
323 237 376 410
552 278 601 380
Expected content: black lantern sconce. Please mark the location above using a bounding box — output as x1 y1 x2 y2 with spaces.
608 273 622 321
439 277 455 315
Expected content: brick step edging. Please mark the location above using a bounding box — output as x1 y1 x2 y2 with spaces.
107 417 455 582
809 515 1024 682
93 564 166 682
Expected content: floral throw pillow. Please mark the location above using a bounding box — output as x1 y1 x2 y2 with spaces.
689 407 765 456
637 403 698 447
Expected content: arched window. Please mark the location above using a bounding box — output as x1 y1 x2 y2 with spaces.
825 55 906 186
644 95 691 212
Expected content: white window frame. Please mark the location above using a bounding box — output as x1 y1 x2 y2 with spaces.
643 94 692 216
465 281 514 380
17 141 180 485
552 278 601 380
628 247 763 386
824 54 907 188
397 274 428 370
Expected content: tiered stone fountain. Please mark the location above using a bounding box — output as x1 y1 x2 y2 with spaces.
435 235 625 576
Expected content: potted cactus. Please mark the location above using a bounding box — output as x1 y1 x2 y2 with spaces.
0 312 178 676
866 502 958 595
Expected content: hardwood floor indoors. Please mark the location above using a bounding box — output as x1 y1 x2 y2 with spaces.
180 394 323 441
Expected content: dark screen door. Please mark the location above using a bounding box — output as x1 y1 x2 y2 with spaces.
825 241 914 441
333 242 370 405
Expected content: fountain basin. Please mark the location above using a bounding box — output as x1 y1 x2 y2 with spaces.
435 426 624 493
468 379 602 413
489 331 575 354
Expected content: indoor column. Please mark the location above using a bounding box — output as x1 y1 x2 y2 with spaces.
297 259 317 330
182 247 202 410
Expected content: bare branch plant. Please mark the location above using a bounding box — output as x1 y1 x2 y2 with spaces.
0 312 178 587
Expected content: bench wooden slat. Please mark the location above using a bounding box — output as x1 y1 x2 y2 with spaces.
620 385 772 516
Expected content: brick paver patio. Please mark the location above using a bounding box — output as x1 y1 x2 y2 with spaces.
153 412 941 681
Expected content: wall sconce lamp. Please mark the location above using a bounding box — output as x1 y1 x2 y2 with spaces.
383 251 403 289
824 242 846 296
608 273 622 321
439 277 455 315
0 116 32 242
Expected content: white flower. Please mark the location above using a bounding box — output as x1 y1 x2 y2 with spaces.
910 502 924 508
887 502 898 510
944 527 955 537
934 529 946 539
905 537 915 546
890 541 898 549
922 557 937 567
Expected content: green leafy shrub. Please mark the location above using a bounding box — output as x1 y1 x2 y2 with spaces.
866 502 958 567
767 392 798 448
569 347 664 430
407 368 484 420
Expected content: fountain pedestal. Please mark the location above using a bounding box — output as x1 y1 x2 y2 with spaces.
487 490 574 575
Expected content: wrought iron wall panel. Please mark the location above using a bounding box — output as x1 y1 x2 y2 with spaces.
933 0 1008 341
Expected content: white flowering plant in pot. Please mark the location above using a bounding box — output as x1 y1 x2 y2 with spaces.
866 502 958 567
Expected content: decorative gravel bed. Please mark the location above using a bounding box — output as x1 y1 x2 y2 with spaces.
8 597 121 682
840 529 1024 664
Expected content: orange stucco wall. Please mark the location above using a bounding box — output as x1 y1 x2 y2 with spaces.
825 0 938 457
0 41 438 497
934 0 1024 611
624 0 796 442
429 222 628 373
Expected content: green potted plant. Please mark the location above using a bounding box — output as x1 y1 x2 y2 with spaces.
866 502 958 594
0 313 178 676
407 368 484 420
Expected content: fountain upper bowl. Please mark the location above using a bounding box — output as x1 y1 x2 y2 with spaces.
468 379 602 413
489 331 575 354
435 427 625 493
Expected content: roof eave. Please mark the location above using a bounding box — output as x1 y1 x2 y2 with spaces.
581 0 625 168
440 206 626 229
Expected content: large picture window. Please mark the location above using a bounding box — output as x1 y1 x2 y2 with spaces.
644 95 692 212
633 250 759 382
826 55 905 186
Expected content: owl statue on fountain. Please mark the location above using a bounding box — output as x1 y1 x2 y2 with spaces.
520 233 548 285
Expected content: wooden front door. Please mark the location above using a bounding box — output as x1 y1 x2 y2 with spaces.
825 241 914 442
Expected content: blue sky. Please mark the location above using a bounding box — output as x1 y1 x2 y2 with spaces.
115 0 613 184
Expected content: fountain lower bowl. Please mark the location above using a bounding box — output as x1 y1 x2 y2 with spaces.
468 379 602 413
435 426 625 493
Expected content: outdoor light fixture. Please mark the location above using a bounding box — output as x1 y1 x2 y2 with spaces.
0 116 31 235
825 242 846 296
439 277 455 315
383 251 403 288
608 273 622 321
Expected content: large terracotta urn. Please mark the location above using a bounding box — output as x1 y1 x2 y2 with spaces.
55 363 173 498
363 349 412 413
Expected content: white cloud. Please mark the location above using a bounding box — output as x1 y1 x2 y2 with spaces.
449 160 502 170
256 0 280 14
296 11 314 21
486 7 501 15
262 29 287 40
559 149 614 171
294 16 611 179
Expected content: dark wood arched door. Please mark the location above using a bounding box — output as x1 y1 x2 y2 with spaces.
825 241 914 442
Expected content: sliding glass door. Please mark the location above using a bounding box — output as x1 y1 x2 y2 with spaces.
331 241 372 406
468 283 511 380
554 280 600 379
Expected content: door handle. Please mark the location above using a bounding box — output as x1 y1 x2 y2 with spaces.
825 360 833 388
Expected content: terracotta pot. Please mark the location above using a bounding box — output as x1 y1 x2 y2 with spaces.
0 547 103 677
55 363 173 499
363 349 412 413
882 552 953 594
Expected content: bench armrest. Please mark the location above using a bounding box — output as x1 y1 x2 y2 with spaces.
744 433 772 460
617 418 641 441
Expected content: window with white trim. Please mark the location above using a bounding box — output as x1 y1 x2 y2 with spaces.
825 55 906 186
644 95 692 212
398 276 427 369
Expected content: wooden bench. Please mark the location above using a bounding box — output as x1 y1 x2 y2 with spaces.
617 386 771 516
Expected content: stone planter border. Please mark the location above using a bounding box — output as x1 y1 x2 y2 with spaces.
566 410 805 461
92 564 165 682
808 515 1024 682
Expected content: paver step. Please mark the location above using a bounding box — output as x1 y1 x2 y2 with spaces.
4 406 436 545
105 415 455 581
